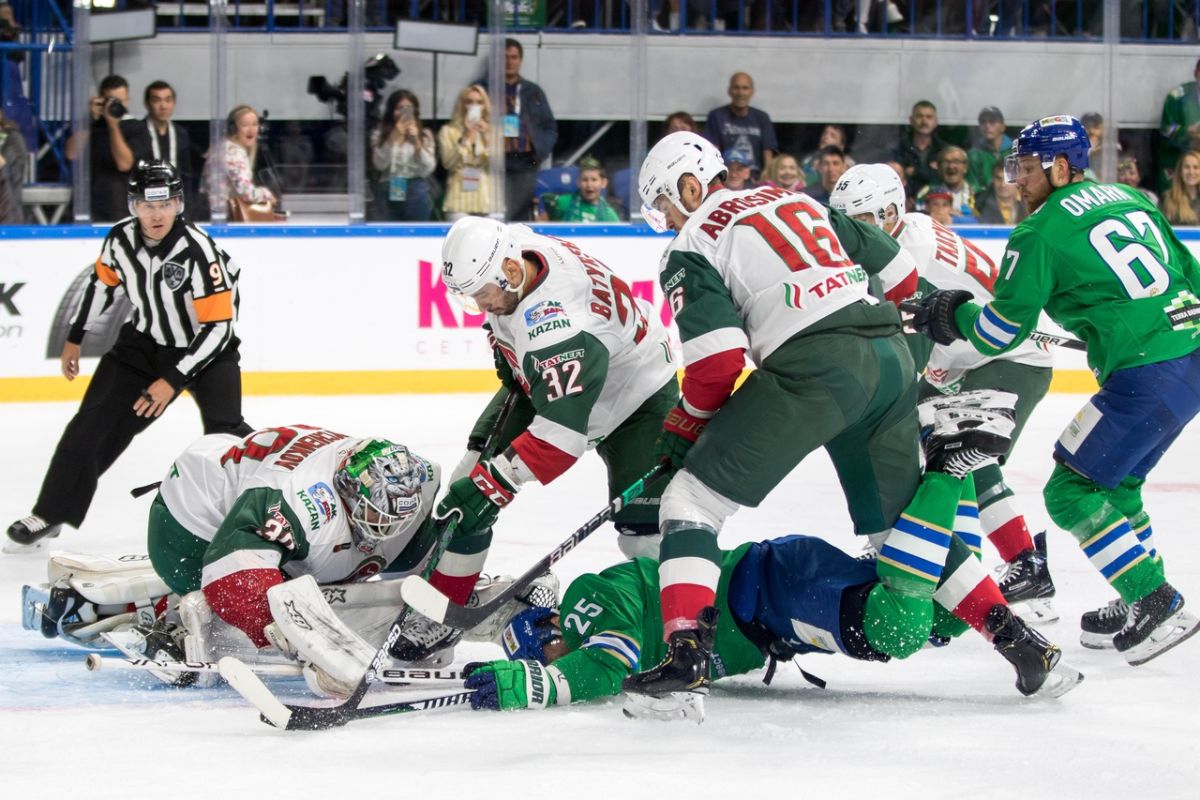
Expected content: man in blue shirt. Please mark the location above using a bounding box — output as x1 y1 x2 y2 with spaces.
704 72 778 178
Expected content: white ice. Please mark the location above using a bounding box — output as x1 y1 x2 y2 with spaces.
1 392 1197 798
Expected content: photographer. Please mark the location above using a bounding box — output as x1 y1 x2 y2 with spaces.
369 89 436 221
66 75 139 222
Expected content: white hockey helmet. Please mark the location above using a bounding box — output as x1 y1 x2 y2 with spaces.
638 131 726 232
829 163 907 229
440 216 519 313
334 439 431 548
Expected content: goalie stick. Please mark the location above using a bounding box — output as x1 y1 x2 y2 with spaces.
401 461 671 630
222 390 520 731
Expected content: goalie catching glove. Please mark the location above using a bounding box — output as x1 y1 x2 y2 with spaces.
900 289 972 346
656 404 708 470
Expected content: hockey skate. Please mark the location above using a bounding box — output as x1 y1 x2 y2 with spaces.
997 532 1059 625
985 604 1082 698
1079 598 1128 649
622 607 717 723
4 515 62 553
388 612 463 666
1113 583 1200 666
920 396 1015 480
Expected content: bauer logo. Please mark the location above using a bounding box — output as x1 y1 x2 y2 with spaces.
524 300 566 327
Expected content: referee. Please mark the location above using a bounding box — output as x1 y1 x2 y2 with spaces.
6 160 253 551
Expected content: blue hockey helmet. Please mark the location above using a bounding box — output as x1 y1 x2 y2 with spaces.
1004 115 1091 183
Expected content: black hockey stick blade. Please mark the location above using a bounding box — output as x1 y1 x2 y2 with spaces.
280 689 475 730
402 461 671 630
1026 330 1086 351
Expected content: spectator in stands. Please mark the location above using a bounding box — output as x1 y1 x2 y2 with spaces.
128 81 196 212
761 152 803 192
805 145 848 204
205 104 276 217
1117 155 1159 207
661 111 698 138
921 185 955 226
502 38 558 221
369 89 437 222
967 106 1010 191
1160 149 1200 226
537 156 621 222
704 72 777 176
67 75 139 223
799 124 847 186
918 145 975 222
893 99 946 198
974 160 1027 225
1159 57 1200 192
722 148 757 191
0 106 27 223
439 84 494 221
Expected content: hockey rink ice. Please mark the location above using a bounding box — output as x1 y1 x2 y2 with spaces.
1 391 1197 797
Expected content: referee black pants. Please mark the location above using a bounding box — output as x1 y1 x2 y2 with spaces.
33 324 252 528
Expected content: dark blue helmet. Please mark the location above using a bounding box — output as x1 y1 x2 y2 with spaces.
1004 115 1091 183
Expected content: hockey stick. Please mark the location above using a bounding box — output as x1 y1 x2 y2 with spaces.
1026 330 1086 352
223 391 520 731
85 654 468 684
401 461 671 630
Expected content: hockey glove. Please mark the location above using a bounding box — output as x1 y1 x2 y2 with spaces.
900 289 972 346
656 404 708 470
464 659 556 711
434 461 517 535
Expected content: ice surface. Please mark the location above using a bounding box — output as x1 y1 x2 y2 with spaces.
1 393 1197 797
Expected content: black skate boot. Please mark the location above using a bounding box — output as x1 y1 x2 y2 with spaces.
5 515 62 553
622 607 717 722
998 532 1058 624
986 603 1082 698
1079 598 1128 650
1113 583 1200 666
921 406 1015 480
389 613 463 666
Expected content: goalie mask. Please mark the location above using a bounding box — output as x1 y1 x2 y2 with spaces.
440 216 518 314
334 439 429 547
638 131 726 233
829 163 906 230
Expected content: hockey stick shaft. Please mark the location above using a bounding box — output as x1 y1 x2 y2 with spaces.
86 654 468 684
1027 330 1086 351
401 461 671 630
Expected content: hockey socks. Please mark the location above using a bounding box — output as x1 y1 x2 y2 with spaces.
975 464 1036 563
875 472 960 598
658 525 721 639
429 529 492 606
933 483 1008 637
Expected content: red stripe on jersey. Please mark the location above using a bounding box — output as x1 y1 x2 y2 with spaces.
951 576 1007 634
202 568 284 648
660 583 717 640
682 348 746 415
883 269 918 306
511 431 578 484
430 570 480 606
988 517 1034 564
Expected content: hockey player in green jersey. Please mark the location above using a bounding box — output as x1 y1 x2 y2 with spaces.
906 115 1200 666
462 397 1083 720
831 163 1059 624
627 131 921 706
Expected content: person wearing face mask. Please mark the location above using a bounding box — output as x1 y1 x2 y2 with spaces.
440 84 494 221
370 89 437 222
206 104 277 218
6 161 251 553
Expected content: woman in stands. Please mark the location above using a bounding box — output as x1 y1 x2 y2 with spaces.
438 84 494 222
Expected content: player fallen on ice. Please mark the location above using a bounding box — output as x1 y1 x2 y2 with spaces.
905 115 1200 666
831 164 1059 624
398 218 678 662
463 396 1083 721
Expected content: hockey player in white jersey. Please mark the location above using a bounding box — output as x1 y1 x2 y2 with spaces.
831 163 1059 622
394 217 679 661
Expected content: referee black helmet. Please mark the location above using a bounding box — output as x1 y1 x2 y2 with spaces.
128 160 184 208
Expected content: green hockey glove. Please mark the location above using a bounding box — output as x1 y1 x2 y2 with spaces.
464 659 556 711
434 461 517 535
655 404 708 470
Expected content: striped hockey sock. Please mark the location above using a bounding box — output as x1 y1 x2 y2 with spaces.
934 479 1007 636
975 465 1035 563
955 475 983 559
658 526 721 639
876 472 961 597
429 529 493 605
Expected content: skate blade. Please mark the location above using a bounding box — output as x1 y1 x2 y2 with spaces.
1034 660 1084 699
1123 609 1200 667
621 690 706 723
20 584 50 632
3 536 54 555
1008 597 1059 625
1079 630 1117 650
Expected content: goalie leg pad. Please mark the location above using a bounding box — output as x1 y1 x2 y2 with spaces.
266 575 376 695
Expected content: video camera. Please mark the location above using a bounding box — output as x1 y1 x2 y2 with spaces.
307 53 399 125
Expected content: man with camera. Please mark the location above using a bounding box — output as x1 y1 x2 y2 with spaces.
66 75 140 222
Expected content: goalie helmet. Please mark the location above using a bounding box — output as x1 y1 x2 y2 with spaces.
1004 115 1090 183
638 131 726 231
829 163 906 228
440 216 518 313
334 439 430 547
128 159 184 214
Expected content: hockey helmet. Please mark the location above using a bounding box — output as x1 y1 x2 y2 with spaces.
1004 115 1090 183
829 163 907 229
638 131 726 232
334 439 430 547
128 160 184 214
440 216 518 314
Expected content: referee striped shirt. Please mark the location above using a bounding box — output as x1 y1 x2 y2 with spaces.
69 217 241 389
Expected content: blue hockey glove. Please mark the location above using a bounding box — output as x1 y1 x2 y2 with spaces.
900 289 972 346
464 659 556 711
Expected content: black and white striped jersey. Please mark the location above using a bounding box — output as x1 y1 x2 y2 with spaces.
69 217 241 389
